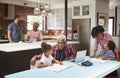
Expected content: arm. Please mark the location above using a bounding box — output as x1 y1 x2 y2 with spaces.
20 31 25 41
91 39 99 57
68 44 77 59
52 59 63 65
25 31 30 41
35 61 53 68
8 30 13 43
37 31 43 41
30 54 42 65
102 57 116 60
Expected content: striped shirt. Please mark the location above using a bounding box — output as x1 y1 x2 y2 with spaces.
52 44 76 61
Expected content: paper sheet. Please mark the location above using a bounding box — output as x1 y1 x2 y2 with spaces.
90 58 109 63
43 64 72 72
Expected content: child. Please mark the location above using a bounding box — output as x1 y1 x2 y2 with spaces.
35 42 63 68
99 40 116 60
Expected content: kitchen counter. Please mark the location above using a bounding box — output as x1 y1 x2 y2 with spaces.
0 41 80 52
0 39 9 43
0 40 79 77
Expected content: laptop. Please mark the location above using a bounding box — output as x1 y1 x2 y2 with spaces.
70 50 87 63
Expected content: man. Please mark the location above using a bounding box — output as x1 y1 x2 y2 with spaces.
8 15 24 43
30 35 76 65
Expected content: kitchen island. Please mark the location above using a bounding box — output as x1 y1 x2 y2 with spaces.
0 41 80 78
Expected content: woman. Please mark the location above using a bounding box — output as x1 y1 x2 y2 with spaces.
91 25 118 58
26 22 43 42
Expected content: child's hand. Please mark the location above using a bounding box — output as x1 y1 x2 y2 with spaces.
47 64 53 66
59 61 63 65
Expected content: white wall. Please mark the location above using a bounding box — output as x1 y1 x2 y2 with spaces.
109 7 120 36
71 0 96 55
90 0 109 55
71 0 109 55
117 7 120 35
91 0 109 55
96 0 109 31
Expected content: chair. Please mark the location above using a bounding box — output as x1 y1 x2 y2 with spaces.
105 70 118 78
105 52 120 78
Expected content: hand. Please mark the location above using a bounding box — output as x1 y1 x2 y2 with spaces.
30 57 36 65
90 55 95 58
59 61 63 65
47 64 53 66
102 57 108 60
9 41 14 43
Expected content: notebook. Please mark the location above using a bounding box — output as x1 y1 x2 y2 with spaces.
43 64 72 72
69 50 87 63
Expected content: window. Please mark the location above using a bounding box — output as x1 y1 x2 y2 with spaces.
108 17 114 35
27 15 44 31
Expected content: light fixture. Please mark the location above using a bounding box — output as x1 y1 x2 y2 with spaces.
33 0 51 16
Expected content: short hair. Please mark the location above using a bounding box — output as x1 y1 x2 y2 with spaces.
41 42 52 52
57 35 66 42
107 41 115 51
33 22 39 27
14 15 20 20
91 25 105 38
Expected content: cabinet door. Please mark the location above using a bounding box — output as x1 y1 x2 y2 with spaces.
82 5 89 16
73 6 80 16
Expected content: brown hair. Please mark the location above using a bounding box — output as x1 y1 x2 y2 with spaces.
91 25 105 38
41 42 52 53
33 22 39 28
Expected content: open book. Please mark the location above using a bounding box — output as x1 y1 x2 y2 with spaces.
90 58 109 63
43 64 72 72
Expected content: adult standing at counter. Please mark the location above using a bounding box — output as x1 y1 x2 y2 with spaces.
30 35 76 65
91 25 118 58
26 22 43 42
8 15 24 43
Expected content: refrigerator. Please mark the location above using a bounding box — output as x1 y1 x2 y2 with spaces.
72 19 91 55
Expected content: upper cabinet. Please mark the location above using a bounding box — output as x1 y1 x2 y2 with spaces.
72 5 90 19
73 6 80 16
82 5 89 16
47 8 72 30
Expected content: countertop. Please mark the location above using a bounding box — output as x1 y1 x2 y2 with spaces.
0 39 8 43
0 41 80 52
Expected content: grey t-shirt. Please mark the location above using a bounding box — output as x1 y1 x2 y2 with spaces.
8 22 21 42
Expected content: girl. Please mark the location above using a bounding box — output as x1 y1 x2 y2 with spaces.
35 42 62 68
99 40 116 60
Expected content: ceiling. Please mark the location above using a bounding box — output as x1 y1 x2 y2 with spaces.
109 0 120 10
0 0 120 9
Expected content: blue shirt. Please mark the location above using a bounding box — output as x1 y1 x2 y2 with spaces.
8 22 21 42
100 50 115 58
58 50 65 61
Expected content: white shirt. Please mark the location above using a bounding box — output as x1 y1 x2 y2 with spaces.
39 53 54 65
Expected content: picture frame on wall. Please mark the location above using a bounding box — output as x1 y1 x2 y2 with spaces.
97 13 108 28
